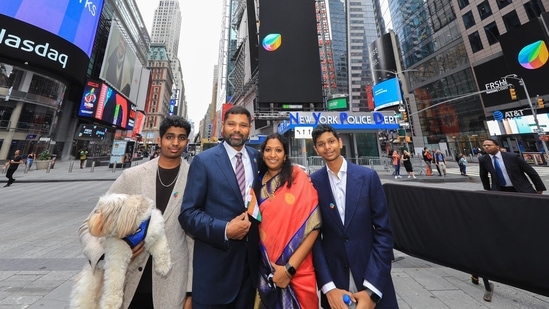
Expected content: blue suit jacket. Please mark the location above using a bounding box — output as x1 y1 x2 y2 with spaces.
311 162 398 309
479 152 546 193
179 143 260 305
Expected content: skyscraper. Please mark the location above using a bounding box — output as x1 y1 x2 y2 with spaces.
150 0 185 116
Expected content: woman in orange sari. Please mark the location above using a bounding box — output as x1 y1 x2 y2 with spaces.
256 133 321 308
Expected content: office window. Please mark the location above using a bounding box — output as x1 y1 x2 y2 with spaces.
497 0 512 9
477 1 492 20
484 22 500 45
503 11 521 31
524 0 546 20
469 31 483 52
462 11 475 29
458 0 469 9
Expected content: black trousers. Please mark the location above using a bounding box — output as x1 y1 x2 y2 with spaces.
5 168 17 185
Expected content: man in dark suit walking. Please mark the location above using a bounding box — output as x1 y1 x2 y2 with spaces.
179 105 259 308
475 138 546 302
479 138 546 194
310 124 398 309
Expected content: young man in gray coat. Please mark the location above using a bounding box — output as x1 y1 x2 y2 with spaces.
78 116 194 308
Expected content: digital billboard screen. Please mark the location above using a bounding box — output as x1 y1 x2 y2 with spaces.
257 0 323 106
499 17 549 96
0 0 104 57
100 23 143 102
0 14 90 84
77 124 108 139
373 77 401 110
370 33 397 83
78 80 135 130
472 56 527 108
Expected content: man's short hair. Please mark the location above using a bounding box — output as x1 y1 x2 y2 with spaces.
484 138 499 146
312 124 339 145
223 105 251 124
159 116 191 138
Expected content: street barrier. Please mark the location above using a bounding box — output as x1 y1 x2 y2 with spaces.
384 183 549 296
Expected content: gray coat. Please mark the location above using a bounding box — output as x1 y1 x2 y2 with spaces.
78 158 193 309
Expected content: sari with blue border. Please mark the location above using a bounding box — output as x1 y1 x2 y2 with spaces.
257 166 321 308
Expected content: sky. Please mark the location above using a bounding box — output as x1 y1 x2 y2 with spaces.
134 0 224 124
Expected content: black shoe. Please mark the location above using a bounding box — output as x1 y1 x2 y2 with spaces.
3 184 10 187
471 275 479 285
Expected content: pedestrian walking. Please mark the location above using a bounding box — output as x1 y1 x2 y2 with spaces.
4 150 23 187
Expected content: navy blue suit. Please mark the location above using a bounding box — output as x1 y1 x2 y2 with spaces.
479 152 546 193
311 162 398 309
179 143 259 307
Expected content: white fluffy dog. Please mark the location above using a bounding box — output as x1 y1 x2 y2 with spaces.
70 194 171 309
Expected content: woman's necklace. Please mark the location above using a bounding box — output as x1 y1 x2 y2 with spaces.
157 168 178 187
262 171 279 200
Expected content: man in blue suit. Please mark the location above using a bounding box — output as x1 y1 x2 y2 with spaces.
311 124 398 309
179 106 260 308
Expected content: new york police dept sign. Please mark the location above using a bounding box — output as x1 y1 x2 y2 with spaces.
278 111 400 134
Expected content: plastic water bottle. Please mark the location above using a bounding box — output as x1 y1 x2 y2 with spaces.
343 294 356 308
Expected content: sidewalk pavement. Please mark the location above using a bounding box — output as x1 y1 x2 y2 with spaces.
2 159 549 308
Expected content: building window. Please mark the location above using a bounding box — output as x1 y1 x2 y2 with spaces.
524 0 546 20
477 1 492 20
469 31 483 52
503 11 521 32
462 11 475 29
484 22 500 45
496 0 512 9
458 0 469 9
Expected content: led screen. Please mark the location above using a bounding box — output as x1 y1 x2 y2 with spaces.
78 80 135 130
100 23 142 102
0 0 104 56
257 0 323 106
373 78 401 110
499 18 549 96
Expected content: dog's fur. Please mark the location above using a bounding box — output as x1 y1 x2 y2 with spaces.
70 194 171 309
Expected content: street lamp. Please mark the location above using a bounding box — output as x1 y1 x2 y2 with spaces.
502 74 549 163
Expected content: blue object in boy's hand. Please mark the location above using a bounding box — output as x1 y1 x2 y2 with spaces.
123 218 150 249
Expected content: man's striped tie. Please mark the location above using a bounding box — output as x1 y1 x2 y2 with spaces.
235 153 246 200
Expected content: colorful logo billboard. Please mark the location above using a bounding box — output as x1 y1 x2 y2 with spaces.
499 17 549 95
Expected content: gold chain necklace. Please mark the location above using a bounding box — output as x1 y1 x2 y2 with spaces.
157 169 178 187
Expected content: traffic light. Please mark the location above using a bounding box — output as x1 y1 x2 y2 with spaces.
402 111 408 121
509 87 517 100
538 97 545 108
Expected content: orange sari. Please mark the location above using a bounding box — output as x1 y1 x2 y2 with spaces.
258 166 321 308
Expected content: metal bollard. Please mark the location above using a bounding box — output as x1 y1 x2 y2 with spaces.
24 163 29 174
46 161 52 173
69 161 74 173
90 161 95 173
112 163 117 173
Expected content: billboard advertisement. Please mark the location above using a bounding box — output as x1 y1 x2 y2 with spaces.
369 33 398 83
0 0 104 57
472 56 526 108
499 17 549 96
78 80 135 130
258 0 323 106
0 14 90 84
327 97 349 111
373 78 401 110
100 23 143 103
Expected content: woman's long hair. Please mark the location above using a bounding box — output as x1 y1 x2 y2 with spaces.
259 133 294 188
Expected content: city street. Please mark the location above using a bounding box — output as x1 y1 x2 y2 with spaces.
1 160 549 308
